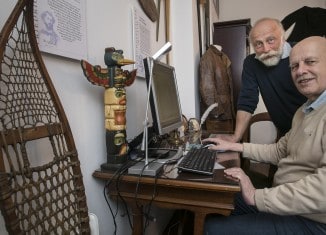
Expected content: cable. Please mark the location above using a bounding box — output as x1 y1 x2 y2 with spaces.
142 164 162 234
115 161 139 229
103 160 135 234
143 160 176 233
103 173 118 234
132 157 162 234
104 151 175 234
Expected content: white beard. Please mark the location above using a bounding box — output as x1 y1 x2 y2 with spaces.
260 55 281 66
256 46 283 67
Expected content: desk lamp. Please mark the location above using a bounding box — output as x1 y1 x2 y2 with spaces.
128 42 172 176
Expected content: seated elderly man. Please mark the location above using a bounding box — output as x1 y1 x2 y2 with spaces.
203 36 326 234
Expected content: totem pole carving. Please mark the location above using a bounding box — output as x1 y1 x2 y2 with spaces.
81 47 136 169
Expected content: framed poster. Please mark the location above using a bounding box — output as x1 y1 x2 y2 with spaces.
34 0 87 60
132 5 154 78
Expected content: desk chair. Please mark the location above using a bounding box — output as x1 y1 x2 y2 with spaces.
0 0 90 234
242 112 280 188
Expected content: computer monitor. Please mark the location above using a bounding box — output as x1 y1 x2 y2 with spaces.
143 58 183 136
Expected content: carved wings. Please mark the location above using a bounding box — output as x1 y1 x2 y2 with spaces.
80 60 137 88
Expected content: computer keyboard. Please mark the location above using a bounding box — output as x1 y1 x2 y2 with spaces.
177 147 217 175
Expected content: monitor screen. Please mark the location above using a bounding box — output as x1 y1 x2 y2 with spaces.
143 58 183 136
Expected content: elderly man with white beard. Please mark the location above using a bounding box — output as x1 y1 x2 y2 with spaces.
221 18 306 143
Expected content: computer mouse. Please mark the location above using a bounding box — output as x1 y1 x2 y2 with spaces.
202 143 216 148
202 142 226 152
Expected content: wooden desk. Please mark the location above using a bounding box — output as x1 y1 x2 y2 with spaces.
93 151 240 235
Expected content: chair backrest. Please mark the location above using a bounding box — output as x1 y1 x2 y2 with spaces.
0 0 90 234
243 112 280 143
242 112 280 187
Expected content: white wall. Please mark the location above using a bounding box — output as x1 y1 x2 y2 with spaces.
170 0 201 119
0 0 325 235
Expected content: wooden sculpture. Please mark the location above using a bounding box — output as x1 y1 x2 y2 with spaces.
81 48 136 169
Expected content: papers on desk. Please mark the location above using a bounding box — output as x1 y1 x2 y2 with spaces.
214 162 225 170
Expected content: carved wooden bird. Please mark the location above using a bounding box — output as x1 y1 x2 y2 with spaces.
81 47 137 88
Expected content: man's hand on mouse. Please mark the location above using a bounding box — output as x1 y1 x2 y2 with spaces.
202 137 244 152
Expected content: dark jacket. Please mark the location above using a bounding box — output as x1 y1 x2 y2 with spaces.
199 45 235 120
282 6 326 42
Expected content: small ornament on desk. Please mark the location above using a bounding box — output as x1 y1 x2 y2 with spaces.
179 114 189 135
188 118 200 132
167 129 184 147
81 48 137 170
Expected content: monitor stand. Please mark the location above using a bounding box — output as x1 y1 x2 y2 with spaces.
128 161 163 176
128 147 183 176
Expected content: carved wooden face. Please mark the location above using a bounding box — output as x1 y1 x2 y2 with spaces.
104 87 127 131
104 87 126 105
106 130 128 156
